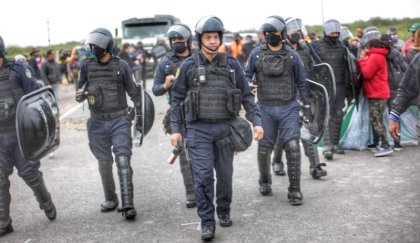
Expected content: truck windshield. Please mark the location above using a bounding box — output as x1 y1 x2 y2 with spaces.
123 23 169 39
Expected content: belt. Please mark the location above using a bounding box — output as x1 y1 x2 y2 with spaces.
258 99 293 106
91 109 126 121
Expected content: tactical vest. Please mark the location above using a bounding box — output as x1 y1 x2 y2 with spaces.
319 40 346 84
164 51 182 76
0 60 24 130
86 57 127 116
297 45 312 75
256 45 295 105
183 52 241 122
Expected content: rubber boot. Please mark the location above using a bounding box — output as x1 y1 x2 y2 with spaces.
0 169 13 237
23 171 56 220
303 140 327 179
179 148 196 208
116 156 137 220
284 140 303 206
271 138 286 176
98 160 118 212
257 146 272 196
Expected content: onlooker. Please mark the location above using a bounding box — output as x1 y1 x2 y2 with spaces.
358 39 393 157
406 29 420 63
241 34 256 64
28 48 42 80
402 23 420 56
387 27 405 52
41 49 61 102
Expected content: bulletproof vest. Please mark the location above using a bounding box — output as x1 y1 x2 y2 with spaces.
164 51 182 76
86 56 127 114
297 45 313 75
0 60 24 129
319 40 346 84
183 52 241 122
256 45 296 105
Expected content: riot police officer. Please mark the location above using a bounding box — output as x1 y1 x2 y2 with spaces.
75 28 141 220
311 19 349 160
244 16 312 205
152 24 196 208
170 16 263 241
271 17 327 180
0 35 56 237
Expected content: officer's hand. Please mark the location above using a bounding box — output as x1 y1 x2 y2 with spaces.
303 105 313 123
75 89 87 102
389 119 400 141
253 126 264 141
163 75 175 91
170 133 183 147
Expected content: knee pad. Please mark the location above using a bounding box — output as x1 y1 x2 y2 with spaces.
284 139 301 164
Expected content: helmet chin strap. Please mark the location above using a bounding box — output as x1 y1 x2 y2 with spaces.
202 43 219 53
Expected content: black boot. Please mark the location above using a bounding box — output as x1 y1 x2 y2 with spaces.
0 169 13 237
98 160 118 212
179 148 196 208
285 140 303 206
303 140 327 179
201 224 215 241
257 146 272 196
23 172 56 220
332 110 345 154
116 156 137 220
272 139 286 176
322 121 334 160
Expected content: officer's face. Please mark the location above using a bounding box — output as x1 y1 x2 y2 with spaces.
201 32 220 50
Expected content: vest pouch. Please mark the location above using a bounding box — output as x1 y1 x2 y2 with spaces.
0 96 15 123
226 89 242 116
184 90 199 122
262 54 286 77
87 86 103 112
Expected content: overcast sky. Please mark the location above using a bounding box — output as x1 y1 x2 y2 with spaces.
1 0 419 47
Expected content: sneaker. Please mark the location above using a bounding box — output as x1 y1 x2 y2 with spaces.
373 146 393 157
393 142 403 151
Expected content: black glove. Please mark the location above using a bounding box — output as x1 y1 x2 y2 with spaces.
302 104 313 123
75 89 86 102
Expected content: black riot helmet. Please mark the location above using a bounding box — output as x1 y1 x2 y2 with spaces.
260 15 287 39
167 24 192 48
323 19 342 36
86 28 114 52
195 15 224 48
0 35 6 56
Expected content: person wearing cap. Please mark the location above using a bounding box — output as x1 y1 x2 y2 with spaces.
170 16 263 241
402 23 420 56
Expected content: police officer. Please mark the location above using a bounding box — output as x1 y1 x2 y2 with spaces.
0 35 56 237
245 16 312 205
75 28 140 220
271 17 327 179
152 24 196 208
170 16 263 241
311 19 348 160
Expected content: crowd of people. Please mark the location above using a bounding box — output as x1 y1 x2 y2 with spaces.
1 15 419 241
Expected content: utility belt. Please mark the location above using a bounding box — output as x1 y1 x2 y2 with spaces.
91 109 127 121
258 98 293 106
0 124 15 132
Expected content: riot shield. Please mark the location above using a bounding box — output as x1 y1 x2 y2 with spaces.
346 48 362 110
133 80 155 146
16 86 60 163
300 79 329 144
309 63 336 107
